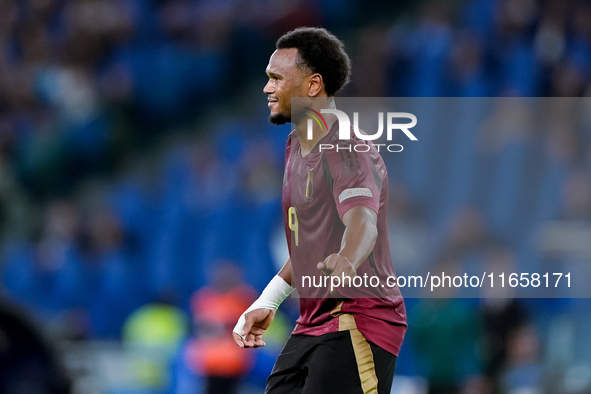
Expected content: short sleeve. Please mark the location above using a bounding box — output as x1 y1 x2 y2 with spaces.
329 147 381 219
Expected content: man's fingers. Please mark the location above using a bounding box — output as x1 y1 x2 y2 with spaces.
241 312 257 337
331 265 344 278
234 309 274 349
233 332 247 348
240 333 255 348
317 261 332 275
254 334 266 347
331 266 354 280
243 332 266 348
244 332 255 347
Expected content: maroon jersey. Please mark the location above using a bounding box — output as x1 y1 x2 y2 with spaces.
282 123 407 356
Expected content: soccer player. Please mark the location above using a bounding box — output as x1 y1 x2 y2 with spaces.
233 27 407 394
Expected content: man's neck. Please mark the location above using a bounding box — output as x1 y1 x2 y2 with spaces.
293 99 336 157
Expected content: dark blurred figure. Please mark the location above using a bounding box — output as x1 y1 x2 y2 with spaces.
0 300 70 394
499 325 542 394
185 262 256 394
479 246 527 393
411 258 483 394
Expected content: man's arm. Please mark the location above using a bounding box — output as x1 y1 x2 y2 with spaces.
317 206 378 278
233 258 294 348
277 257 292 286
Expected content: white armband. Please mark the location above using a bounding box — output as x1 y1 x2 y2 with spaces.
233 275 295 338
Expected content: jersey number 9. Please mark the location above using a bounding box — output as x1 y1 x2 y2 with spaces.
288 207 298 246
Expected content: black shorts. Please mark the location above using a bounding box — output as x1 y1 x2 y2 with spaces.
265 330 397 394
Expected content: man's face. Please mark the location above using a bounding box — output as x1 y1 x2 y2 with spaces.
263 48 309 125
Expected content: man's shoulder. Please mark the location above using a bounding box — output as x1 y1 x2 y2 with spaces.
321 136 381 164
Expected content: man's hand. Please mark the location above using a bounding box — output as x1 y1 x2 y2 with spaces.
317 253 356 281
233 308 276 348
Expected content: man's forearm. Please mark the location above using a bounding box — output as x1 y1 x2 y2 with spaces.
278 257 292 286
338 207 378 269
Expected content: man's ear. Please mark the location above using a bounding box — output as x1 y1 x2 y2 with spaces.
307 73 324 97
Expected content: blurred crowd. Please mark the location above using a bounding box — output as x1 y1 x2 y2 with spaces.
1 0 591 393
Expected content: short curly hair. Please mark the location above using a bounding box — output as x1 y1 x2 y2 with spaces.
276 27 351 97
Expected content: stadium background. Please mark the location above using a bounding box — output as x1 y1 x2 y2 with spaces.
1 0 591 393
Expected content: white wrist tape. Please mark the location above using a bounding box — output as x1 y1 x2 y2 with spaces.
233 275 295 338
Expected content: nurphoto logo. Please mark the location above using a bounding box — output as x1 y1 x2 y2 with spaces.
304 108 418 153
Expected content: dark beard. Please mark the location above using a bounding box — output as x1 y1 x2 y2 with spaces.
269 112 290 125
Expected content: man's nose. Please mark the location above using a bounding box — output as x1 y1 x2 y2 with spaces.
263 80 274 94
